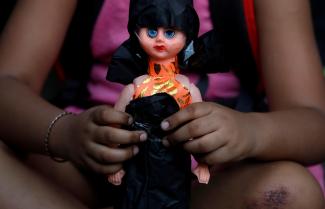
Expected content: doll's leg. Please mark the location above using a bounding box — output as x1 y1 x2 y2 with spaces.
191 161 324 209
191 155 210 184
114 84 135 111
192 163 210 184
0 141 98 209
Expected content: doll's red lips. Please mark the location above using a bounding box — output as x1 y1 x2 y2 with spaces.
154 45 166 51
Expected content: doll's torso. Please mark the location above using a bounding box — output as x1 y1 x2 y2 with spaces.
133 61 192 109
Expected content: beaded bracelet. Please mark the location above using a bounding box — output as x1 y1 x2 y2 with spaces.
44 111 73 162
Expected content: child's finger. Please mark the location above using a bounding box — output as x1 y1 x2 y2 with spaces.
87 143 139 164
182 132 226 154
161 103 212 131
94 126 147 145
92 105 131 126
83 155 123 174
164 115 217 146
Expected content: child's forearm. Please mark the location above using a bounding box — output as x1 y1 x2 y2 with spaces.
0 76 64 154
249 107 325 164
0 0 77 154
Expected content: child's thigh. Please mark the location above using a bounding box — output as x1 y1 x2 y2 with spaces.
0 141 89 208
26 154 97 206
0 141 114 208
26 154 118 208
191 161 324 209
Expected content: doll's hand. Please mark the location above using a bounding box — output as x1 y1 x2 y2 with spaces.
53 105 146 174
161 102 258 165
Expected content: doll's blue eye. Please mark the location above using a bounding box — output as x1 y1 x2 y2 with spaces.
164 30 176 39
147 29 158 38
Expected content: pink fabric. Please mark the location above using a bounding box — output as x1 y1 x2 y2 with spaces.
206 72 240 99
88 64 124 105
65 106 84 114
308 165 325 194
88 0 130 105
193 0 213 36
91 0 130 61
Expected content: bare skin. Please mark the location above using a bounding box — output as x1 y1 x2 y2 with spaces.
0 0 324 208
0 0 143 208
162 0 325 165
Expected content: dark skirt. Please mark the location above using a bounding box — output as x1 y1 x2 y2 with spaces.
115 93 192 209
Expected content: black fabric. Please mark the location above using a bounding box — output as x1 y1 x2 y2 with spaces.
187 29 230 73
311 0 325 65
55 0 104 108
115 93 191 209
195 74 209 97
208 0 269 112
0 0 17 32
107 39 148 85
209 0 259 94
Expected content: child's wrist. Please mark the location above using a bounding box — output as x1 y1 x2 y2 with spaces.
44 111 74 162
245 112 270 159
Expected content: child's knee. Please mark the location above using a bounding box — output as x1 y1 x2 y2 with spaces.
245 161 324 209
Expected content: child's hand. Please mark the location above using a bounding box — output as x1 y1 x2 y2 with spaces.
54 105 146 174
161 102 257 165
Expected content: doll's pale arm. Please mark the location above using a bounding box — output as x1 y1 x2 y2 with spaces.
114 84 135 111
107 83 135 185
190 83 202 103
115 74 151 109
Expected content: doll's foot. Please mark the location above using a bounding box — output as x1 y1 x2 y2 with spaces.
107 169 125 185
193 164 210 184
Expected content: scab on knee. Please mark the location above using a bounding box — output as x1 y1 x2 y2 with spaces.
263 186 288 208
246 186 289 209
242 161 323 209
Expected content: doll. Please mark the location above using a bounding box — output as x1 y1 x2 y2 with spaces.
108 27 210 185
106 0 210 208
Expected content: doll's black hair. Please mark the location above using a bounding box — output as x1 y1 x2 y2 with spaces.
128 0 199 44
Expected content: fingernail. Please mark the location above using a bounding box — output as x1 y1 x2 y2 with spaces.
140 132 147 141
162 138 170 147
133 146 139 155
161 121 170 130
128 117 133 125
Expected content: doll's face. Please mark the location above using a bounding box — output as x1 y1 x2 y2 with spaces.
137 27 186 63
